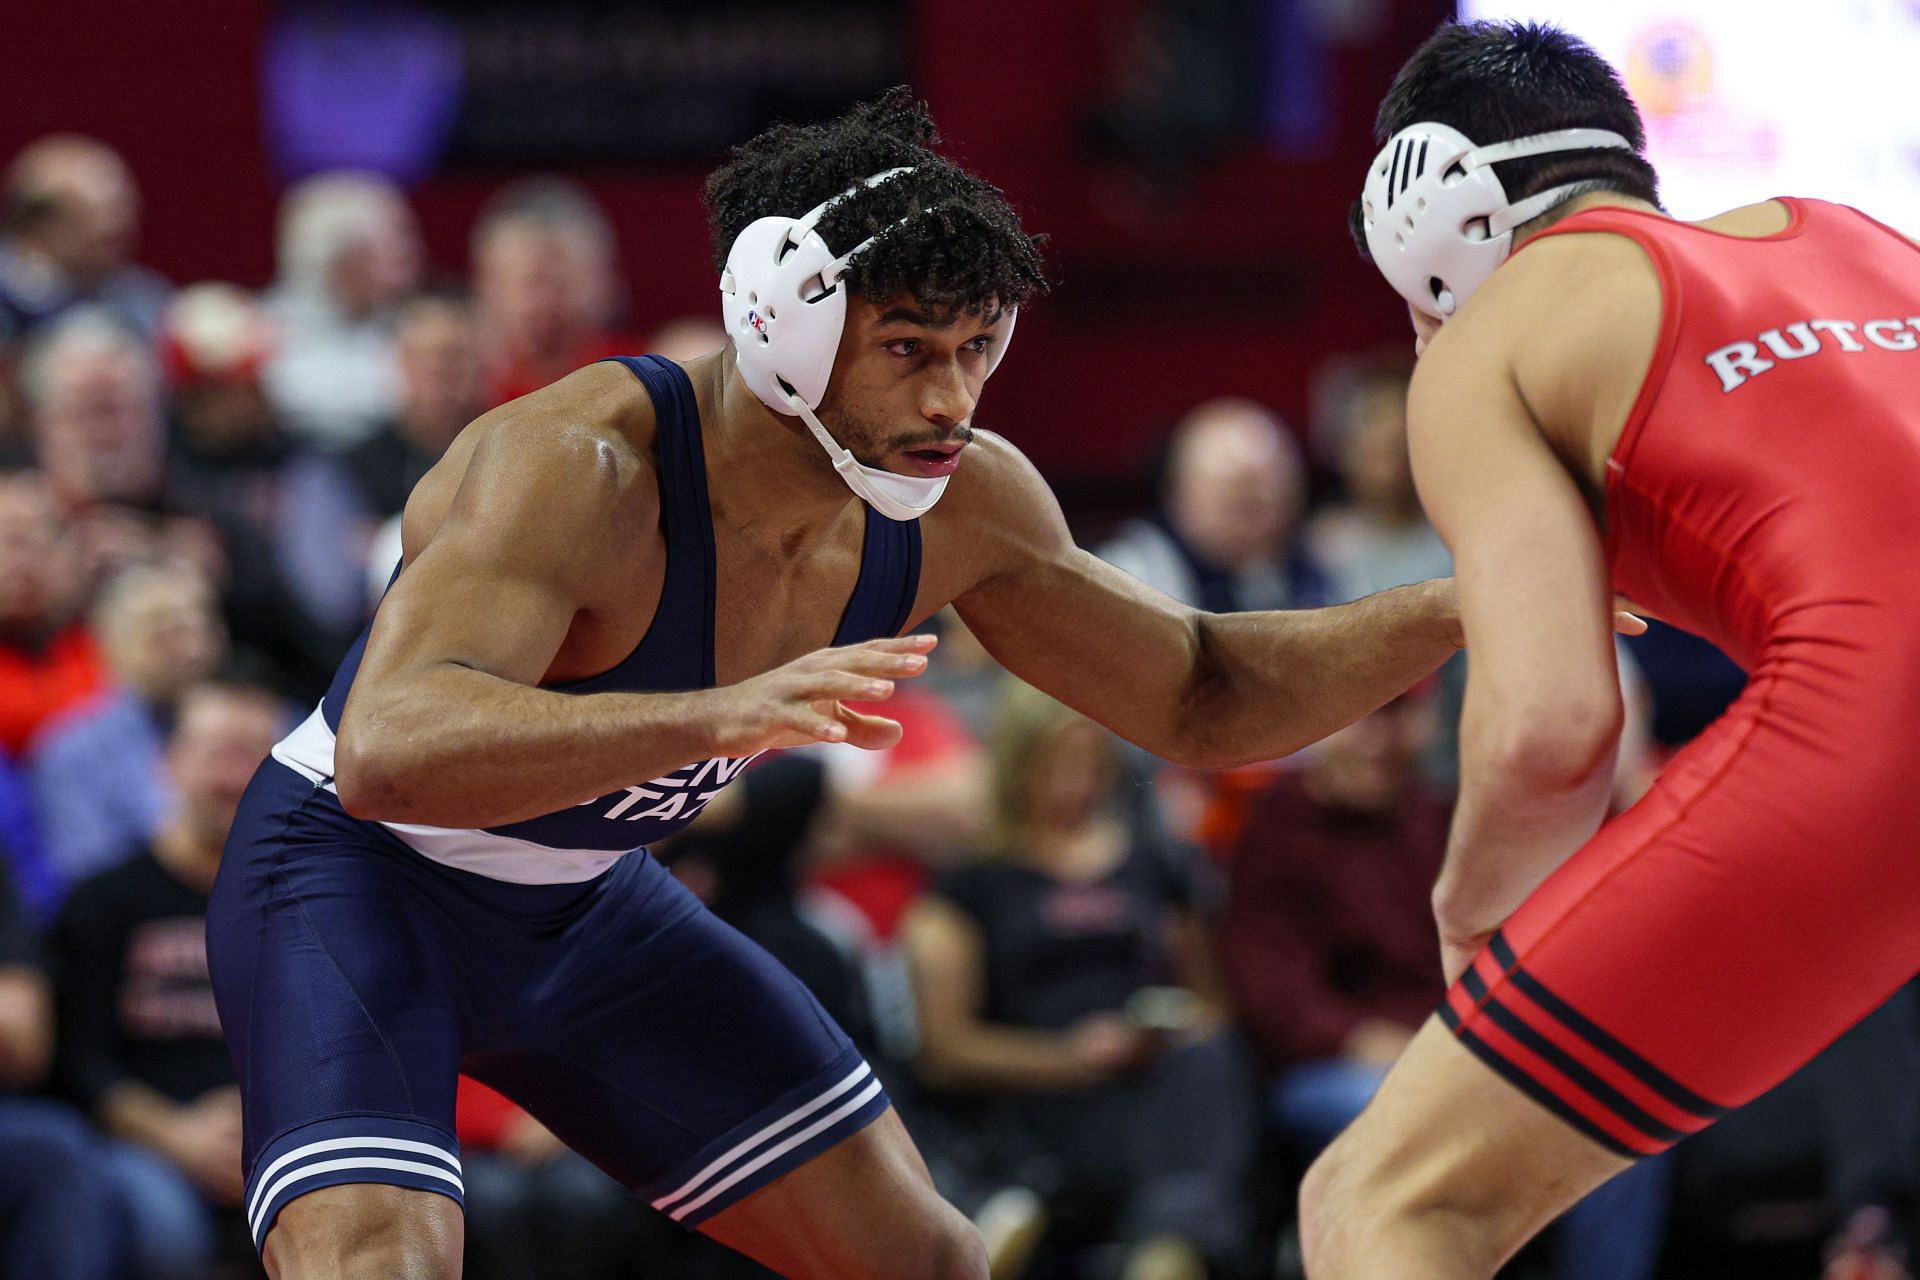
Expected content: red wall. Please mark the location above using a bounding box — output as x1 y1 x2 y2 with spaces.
0 0 1449 491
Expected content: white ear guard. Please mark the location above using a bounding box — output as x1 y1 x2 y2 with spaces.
717 168 1018 522
719 167 1017 412
1359 122 1636 318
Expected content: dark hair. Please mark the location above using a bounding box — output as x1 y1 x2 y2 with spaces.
704 87 1049 317
1351 20 1660 256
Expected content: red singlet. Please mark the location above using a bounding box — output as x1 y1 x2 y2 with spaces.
1441 199 1920 1156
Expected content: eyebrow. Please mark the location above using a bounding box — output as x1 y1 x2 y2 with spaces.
875 304 1007 330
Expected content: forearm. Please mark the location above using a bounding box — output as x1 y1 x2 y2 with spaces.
1180 580 1458 767
916 1023 1095 1094
338 664 715 828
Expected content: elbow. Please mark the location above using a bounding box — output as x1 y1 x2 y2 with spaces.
1483 696 1622 790
333 723 414 822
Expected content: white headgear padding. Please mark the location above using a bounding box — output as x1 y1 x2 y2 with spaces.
718 167 1016 521
1360 122 1636 318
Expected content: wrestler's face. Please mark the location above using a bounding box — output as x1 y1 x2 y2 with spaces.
815 295 1012 479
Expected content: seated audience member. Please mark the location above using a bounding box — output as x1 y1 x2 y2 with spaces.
1305 361 1450 603
1098 397 1328 615
262 171 422 449
48 679 286 1277
904 682 1255 1280
26 307 341 700
0 846 130 1279
165 280 373 644
1221 694 1670 1280
334 289 481 526
454 1078 645 1280
472 177 629 405
0 470 104 756
0 135 169 355
30 562 225 888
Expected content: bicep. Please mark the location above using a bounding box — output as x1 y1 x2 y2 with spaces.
948 449 1200 744
1408 350 1617 717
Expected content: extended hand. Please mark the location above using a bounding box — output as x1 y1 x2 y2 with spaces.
704 634 937 757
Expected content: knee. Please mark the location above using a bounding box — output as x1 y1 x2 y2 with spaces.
264 1186 461 1280
878 1207 987 1280
924 1215 989 1280
1297 1139 1366 1276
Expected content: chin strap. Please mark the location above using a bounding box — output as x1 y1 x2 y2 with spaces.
784 390 950 522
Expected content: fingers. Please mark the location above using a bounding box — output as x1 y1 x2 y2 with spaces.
793 671 898 703
811 643 932 679
836 705 904 752
1612 609 1648 637
788 705 849 743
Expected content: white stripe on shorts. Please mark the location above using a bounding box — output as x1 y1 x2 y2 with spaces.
250 1155 464 1242
247 1135 461 1230
667 1078 886 1223
652 1062 873 1214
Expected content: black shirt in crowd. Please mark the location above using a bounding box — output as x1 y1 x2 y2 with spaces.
934 838 1201 1032
47 850 231 1108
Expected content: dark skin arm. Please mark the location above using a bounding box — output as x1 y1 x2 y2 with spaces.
936 434 1461 769
336 375 934 829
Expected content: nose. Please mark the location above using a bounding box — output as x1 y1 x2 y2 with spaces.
920 359 977 426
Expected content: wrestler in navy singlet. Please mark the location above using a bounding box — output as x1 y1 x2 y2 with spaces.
208 356 911 1250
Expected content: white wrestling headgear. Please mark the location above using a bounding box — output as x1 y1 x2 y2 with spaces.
719 167 1016 522
1360 122 1635 319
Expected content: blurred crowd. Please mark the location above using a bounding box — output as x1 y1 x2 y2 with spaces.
0 132 1910 1280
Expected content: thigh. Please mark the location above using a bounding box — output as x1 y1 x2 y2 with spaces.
1317 1016 1634 1263
468 854 889 1230
209 762 468 1255
697 1108 975 1280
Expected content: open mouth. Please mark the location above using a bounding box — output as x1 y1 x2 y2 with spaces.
901 440 967 477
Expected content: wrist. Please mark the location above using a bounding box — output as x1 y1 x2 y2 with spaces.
1426 577 1464 650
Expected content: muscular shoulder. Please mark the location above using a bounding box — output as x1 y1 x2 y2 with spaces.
1422 231 1661 469
403 362 661 560
917 428 1072 599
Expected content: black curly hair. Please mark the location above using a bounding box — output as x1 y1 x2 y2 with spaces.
705 87 1049 318
1352 21 1661 257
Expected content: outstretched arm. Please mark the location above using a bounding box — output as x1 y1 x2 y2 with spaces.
1408 332 1622 984
947 437 1460 769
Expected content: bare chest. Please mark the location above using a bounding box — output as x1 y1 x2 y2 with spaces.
540 512 871 688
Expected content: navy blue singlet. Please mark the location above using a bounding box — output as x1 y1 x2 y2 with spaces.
270 353 923 881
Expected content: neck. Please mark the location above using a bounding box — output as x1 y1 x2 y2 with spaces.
1512 190 1663 249
701 348 867 538
153 818 221 894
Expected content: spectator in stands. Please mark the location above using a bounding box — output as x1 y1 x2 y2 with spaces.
48 678 286 1276
164 281 365 658
1221 694 1669 1280
472 177 627 405
1099 397 1327 614
0 470 104 757
904 682 1255 1280
335 289 480 525
29 562 224 889
1305 363 1450 602
262 171 421 449
0 849 130 1279
25 307 340 700
0 136 169 365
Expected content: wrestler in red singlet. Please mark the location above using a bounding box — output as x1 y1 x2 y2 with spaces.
1441 197 1920 1156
